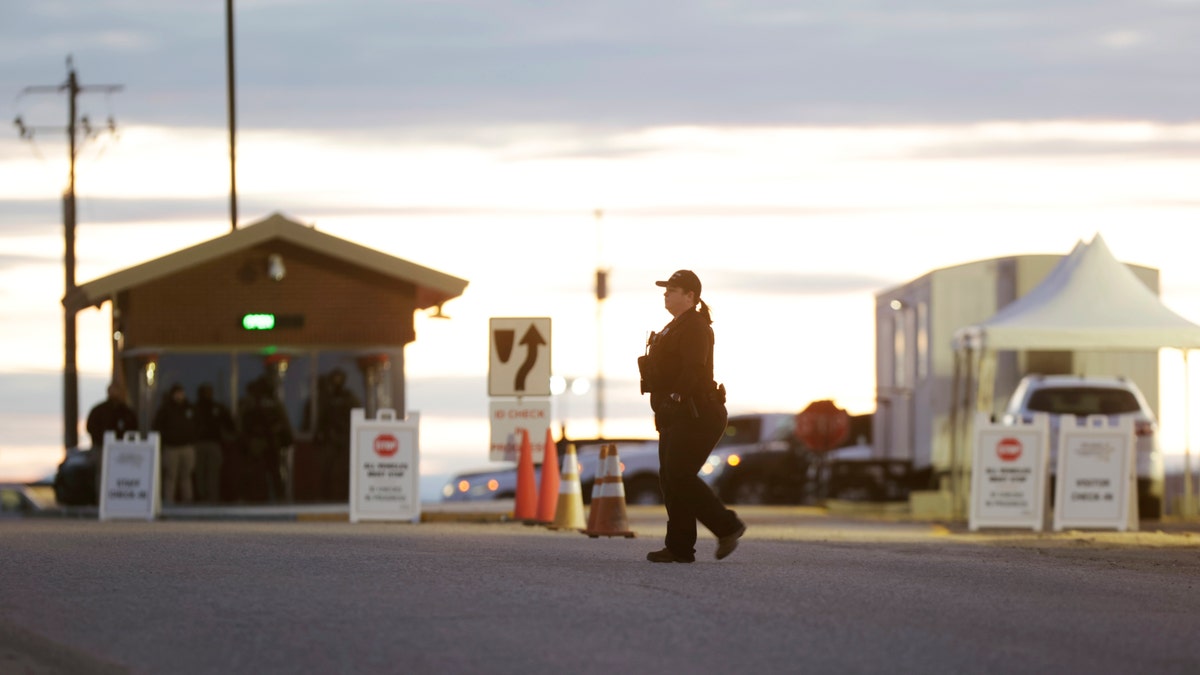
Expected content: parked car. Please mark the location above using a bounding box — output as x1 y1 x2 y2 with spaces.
702 412 900 503
1000 374 1165 519
700 413 806 504
442 437 663 505
815 443 919 502
444 410 888 508
53 447 99 506
0 482 53 516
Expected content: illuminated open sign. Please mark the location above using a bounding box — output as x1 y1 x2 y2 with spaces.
240 313 304 330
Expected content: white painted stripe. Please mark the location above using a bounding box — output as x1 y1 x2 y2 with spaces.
562 454 579 475
606 454 623 477
596 478 627 499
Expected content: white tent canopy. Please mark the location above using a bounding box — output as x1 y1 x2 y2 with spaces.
955 234 1200 351
947 233 1200 519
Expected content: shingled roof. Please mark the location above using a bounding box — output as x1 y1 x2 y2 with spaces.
64 212 469 313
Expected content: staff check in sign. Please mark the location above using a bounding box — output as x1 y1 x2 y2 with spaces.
489 317 552 397
99 431 161 522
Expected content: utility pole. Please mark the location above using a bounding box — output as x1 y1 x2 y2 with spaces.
594 209 608 438
15 56 122 451
226 0 238 232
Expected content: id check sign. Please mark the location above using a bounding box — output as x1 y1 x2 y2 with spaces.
489 317 551 397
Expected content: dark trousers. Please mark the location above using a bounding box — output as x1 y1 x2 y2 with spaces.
657 406 741 556
318 441 350 502
239 447 285 503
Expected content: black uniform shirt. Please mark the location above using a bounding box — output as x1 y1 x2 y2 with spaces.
86 399 138 451
154 399 197 446
646 307 714 414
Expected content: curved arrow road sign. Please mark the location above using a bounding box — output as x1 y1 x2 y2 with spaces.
489 317 552 397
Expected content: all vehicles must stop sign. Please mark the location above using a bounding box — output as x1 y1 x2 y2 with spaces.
350 409 420 524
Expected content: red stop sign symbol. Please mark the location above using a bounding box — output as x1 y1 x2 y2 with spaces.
996 437 1022 462
794 399 851 453
374 433 399 458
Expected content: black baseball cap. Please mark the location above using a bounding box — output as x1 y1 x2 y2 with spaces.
655 270 701 296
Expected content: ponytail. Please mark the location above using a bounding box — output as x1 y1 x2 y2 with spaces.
697 298 713 325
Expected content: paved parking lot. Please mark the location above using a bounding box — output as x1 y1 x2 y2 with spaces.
33 498 1200 547
4 504 1199 674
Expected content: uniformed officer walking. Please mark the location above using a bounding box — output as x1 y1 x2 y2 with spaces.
639 269 746 563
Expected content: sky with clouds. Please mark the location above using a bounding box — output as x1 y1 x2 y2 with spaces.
4 1 1200 488
6 1 1200 131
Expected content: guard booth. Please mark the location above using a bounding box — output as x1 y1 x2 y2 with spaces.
64 213 467 504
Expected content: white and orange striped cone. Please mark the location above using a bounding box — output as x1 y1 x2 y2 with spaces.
585 446 605 533
582 444 636 538
548 442 586 532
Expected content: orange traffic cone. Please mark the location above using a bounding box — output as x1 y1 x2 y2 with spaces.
536 428 560 524
583 444 635 538
514 428 538 522
549 442 586 532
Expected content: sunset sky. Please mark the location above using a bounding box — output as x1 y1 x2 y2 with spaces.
3 1 1200 494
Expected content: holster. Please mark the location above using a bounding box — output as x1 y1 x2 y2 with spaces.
637 355 656 395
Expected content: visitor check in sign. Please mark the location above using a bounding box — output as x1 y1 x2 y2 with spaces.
1053 415 1137 532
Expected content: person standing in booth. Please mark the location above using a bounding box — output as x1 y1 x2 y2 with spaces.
193 383 236 503
153 383 198 504
639 269 745 563
315 368 360 502
239 376 293 503
86 382 139 503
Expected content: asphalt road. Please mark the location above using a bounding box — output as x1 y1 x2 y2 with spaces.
2 507 1199 675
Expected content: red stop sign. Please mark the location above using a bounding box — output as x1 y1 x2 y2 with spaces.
374 433 399 458
996 437 1022 462
794 400 851 453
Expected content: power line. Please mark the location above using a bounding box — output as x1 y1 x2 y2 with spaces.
14 55 122 451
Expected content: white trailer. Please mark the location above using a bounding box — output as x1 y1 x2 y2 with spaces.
872 251 1160 499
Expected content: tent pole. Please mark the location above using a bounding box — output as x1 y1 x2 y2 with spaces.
1184 349 1195 517
949 348 961 512
955 346 977 521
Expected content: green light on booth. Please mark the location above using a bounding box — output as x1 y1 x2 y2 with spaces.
242 313 276 330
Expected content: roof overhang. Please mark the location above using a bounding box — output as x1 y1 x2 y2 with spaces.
64 212 469 313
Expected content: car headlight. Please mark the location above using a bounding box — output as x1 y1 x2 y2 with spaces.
701 454 722 477
701 452 740 481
